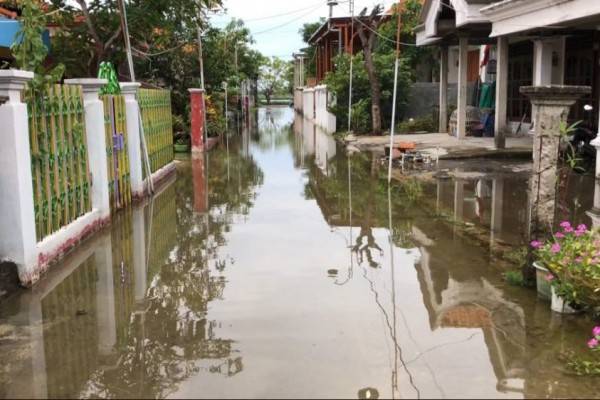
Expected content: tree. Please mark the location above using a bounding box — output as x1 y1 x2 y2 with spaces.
50 0 223 77
325 53 411 134
259 56 290 105
355 5 386 135
299 19 325 79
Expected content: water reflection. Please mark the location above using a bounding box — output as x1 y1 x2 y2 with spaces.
0 139 263 398
296 119 600 398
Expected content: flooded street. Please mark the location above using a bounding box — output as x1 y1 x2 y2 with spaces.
1 107 600 399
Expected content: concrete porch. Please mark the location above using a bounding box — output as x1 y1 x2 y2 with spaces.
344 133 533 160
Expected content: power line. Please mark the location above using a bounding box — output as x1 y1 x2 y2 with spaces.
252 4 324 36
352 16 419 47
243 1 328 23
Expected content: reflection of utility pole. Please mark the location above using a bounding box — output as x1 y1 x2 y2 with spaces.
388 185 399 399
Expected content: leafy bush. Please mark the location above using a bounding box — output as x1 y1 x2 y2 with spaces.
531 222 600 308
324 53 412 134
504 270 526 287
397 115 436 134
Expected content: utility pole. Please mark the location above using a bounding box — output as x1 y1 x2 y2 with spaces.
387 0 403 183
117 0 135 81
347 0 354 134
327 0 338 18
197 27 209 145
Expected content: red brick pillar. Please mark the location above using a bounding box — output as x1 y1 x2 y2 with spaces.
189 88 205 153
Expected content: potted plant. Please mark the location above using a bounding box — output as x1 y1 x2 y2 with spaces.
531 222 600 314
172 115 190 153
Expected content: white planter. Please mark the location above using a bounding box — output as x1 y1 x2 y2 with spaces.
551 287 579 314
533 261 552 301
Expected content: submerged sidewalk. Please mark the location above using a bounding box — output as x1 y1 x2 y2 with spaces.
344 133 533 160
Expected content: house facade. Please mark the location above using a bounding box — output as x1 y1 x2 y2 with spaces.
416 0 600 150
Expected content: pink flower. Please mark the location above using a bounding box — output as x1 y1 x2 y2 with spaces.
551 243 561 254
564 227 574 233
577 224 588 232
575 230 585 237
555 232 565 239
560 221 572 229
545 274 555 282
575 257 583 263
593 326 600 337
530 240 543 249
588 338 599 349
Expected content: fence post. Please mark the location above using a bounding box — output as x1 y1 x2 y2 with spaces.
65 79 111 219
0 70 37 283
120 82 144 199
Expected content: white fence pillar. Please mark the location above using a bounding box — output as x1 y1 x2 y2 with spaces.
65 79 111 219
0 70 37 283
120 82 144 199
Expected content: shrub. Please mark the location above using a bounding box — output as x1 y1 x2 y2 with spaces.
397 115 436 134
531 222 600 308
324 53 412 134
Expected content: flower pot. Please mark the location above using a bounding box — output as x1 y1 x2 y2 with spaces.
551 287 580 314
533 261 552 301
174 143 190 153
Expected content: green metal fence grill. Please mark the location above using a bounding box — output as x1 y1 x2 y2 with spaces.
138 89 174 175
26 84 92 242
102 94 132 212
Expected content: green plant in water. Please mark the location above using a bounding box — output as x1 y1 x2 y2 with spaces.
400 178 423 203
11 0 64 91
504 270 526 287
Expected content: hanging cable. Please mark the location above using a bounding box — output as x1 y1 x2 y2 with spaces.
253 4 324 36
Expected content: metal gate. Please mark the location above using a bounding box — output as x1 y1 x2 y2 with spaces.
102 95 131 211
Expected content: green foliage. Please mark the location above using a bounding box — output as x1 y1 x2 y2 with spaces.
299 19 325 78
259 56 291 104
399 178 423 203
559 120 585 172
324 53 412 133
504 270 526 287
397 115 436 133
12 0 64 89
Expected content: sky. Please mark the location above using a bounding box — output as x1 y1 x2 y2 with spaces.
211 0 398 60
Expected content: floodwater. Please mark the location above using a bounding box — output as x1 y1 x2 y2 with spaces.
1 106 599 399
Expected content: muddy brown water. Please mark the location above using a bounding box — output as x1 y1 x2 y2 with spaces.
0 107 599 399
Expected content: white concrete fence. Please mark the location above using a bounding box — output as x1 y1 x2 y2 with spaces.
296 85 336 134
0 70 174 287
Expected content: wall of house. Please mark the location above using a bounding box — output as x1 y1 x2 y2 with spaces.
404 82 476 121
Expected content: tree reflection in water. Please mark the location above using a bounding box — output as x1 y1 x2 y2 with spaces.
36 137 265 399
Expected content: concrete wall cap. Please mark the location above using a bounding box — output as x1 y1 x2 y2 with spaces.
64 78 108 92
120 82 141 94
188 88 205 93
0 69 34 91
520 85 592 98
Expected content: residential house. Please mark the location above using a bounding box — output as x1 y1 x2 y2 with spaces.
416 0 600 148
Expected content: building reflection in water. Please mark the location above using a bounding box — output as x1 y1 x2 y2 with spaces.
294 121 600 397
